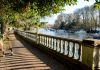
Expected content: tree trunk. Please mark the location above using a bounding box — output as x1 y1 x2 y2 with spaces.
1 22 3 34
0 22 9 35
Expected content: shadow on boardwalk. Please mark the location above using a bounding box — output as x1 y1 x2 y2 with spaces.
0 34 68 70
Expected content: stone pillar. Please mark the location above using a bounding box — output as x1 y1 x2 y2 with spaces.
93 46 100 70
82 39 100 70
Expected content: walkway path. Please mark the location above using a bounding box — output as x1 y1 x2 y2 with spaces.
0 34 68 70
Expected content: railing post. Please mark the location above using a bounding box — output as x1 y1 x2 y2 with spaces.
47 37 49 47
41 36 43 44
56 39 58 51
43 36 45 45
67 41 70 56
50 37 52 48
36 32 39 44
57 39 59 52
54 39 56 50
93 46 100 70
51 38 53 49
52 38 55 49
60 40 62 53
58 40 61 52
72 42 75 58
78 43 82 61
82 39 100 70
63 40 66 55
44 36 46 46
49 38 51 48
45 36 47 46
38 35 40 43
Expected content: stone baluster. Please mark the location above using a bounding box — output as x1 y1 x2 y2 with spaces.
59 40 62 53
53 38 55 50
78 43 82 61
93 46 100 70
72 42 75 58
56 39 58 51
47 37 49 47
63 40 66 54
67 41 70 56
49 38 51 48
45 37 47 46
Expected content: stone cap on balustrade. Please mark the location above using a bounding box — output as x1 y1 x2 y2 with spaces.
83 39 100 47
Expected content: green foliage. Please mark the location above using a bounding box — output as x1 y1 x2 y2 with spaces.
0 0 99 31
1 0 78 16
94 2 100 9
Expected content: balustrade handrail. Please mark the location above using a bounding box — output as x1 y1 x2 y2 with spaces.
15 30 100 70
26 31 82 44
17 30 82 61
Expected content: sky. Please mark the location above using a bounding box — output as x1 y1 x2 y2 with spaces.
40 0 95 24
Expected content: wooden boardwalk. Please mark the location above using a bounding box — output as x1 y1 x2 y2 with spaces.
0 34 68 70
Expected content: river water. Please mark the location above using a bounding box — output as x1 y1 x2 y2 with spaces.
33 28 90 41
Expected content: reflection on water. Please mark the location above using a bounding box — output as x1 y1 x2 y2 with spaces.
33 28 88 40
